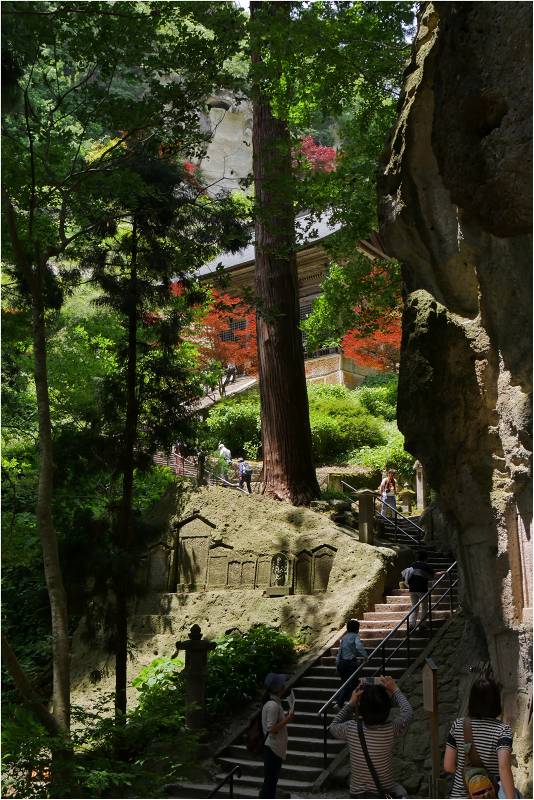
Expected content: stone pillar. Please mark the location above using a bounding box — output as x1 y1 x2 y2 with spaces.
414 460 428 510
355 489 375 544
174 624 216 730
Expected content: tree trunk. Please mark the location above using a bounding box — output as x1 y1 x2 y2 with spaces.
250 1 320 505
115 218 139 720
3 194 71 733
1 634 61 736
31 266 71 733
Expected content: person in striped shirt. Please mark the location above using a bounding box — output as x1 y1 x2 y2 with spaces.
329 675 413 797
443 678 518 798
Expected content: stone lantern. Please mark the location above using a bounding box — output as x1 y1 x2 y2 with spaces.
398 485 416 514
173 624 216 730
354 489 376 544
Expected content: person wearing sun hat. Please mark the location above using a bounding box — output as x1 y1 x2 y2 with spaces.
259 673 294 798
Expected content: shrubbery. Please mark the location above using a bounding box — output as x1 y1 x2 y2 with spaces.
1 625 295 798
203 385 385 465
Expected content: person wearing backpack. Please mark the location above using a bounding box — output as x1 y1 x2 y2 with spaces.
329 676 412 798
443 677 518 798
334 619 368 708
258 673 294 798
237 457 253 494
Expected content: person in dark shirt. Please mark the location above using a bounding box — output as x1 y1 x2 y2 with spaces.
407 550 440 630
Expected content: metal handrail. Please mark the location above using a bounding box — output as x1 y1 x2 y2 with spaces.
317 561 458 769
340 480 423 544
208 765 242 798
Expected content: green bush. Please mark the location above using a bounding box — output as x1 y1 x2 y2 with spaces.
349 426 414 483
204 394 261 456
130 624 296 728
356 375 398 421
206 624 296 718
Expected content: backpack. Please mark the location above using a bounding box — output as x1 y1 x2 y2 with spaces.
242 462 253 479
463 718 497 798
245 711 266 755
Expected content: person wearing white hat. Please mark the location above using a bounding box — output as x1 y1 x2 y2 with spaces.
259 673 294 798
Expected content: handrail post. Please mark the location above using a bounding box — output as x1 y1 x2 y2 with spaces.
448 569 454 612
229 773 233 799
406 618 411 668
428 588 433 635
381 643 386 675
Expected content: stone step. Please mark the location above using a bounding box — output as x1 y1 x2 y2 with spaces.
223 744 329 767
285 734 344 752
218 756 322 783
361 610 451 624
216 771 312 792
163 782 261 799
373 601 452 612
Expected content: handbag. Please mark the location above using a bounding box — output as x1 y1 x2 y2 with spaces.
356 718 393 799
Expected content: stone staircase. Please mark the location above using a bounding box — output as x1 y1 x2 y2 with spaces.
166 530 457 798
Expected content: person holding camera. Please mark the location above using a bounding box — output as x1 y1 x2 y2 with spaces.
329 675 413 798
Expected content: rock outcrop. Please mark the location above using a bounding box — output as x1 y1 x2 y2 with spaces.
378 2 532 789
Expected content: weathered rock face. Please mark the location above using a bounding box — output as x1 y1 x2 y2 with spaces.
378 2 532 787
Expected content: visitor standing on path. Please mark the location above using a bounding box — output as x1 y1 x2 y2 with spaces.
379 469 397 521
443 677 518 798
335 619 368 707
259 673 294 799
329 676 412 798
237 457 253 494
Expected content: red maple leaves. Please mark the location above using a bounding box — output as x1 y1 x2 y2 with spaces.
192 290 257 374
295 135 337 173
342 317 401 372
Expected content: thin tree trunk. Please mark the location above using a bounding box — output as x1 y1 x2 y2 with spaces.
1 634 61 736
31 265 71 732
250 1 320 505
115 218 139 719
3 194 71 733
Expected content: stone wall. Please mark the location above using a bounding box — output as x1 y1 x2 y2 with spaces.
378 0 532 780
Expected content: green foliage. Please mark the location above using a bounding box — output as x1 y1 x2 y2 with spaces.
205 625 296 718
203 393 261 457
1 696 197 799
128 624 296 737
357 375 398 422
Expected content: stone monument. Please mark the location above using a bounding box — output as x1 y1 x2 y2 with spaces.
174 624 216 730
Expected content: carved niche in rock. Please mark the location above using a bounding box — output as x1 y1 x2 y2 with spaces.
312 544 336 593
295 550 313 594
256 556 272 587
271 553 290 587
208 551 229 589
176 518 213 591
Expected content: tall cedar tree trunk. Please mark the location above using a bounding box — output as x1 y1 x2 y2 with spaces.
250 1 320 505
115 219 139 719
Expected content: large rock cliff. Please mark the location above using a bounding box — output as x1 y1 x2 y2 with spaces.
378 1 532 787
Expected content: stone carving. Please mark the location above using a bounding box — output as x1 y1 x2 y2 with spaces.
241 561 256 587
312 545 336 593
171 517 336 594
271 554 289 587
227 560 242 587
208 555 228 588
179 536 209 590
295 550 313 594
256 557 271 587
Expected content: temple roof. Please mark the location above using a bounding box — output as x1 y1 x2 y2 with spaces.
196 211 342 278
